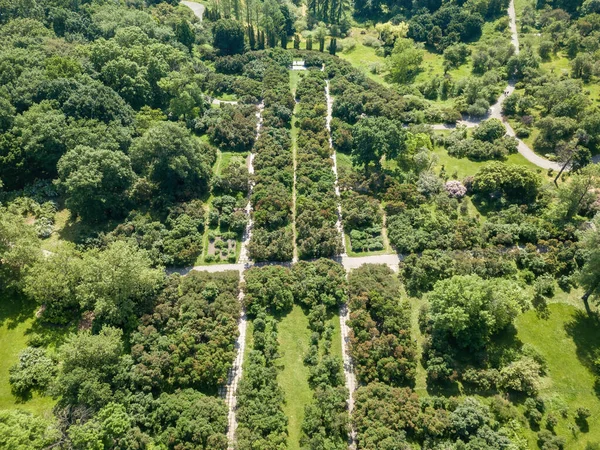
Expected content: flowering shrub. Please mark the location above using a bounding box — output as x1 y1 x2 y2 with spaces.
445 180 467 198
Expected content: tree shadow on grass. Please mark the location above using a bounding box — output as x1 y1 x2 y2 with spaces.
0 292 37 330
564 310 600 373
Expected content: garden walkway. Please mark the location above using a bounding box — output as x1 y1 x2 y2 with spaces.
181 1 205 21
431 0 563 171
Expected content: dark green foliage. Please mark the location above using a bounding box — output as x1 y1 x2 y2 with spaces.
353 383 420 449
341 191 383 252
130 122 215 205
400 248 517 296
198 104 257 152
295 71 342 259
213 19 245 55
151 390 228 449
236 314 288 448
292 258 347 309
243 265 294 315
131 271 240 391
108 201 206 267
57 145 135 223
387 204 482 254
248 63 295 261
347 264 417 386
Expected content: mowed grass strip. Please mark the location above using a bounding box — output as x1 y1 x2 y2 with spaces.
277 304 344 449
277 305 312 450
516 303 600 449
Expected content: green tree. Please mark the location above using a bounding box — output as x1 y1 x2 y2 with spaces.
24 242 81 324
152 390 228 449
0 101 67 187
9 347 57 399
472 119 505 142
175 19 195 51
243 265 295 315
554 163 600 221
213 18 245 55
77 241 164 329
57 146 135 223
352 117 404 173
0 209 39 292
580 216 600 313
130 122 214 203
387 38 423 84
472 162 541 204
428 275 529 350
55 326 128 410
0 410 60 450
68 402 144 450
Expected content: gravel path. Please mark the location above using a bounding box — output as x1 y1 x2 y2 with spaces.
326 80 347 256
181 1 205 21
218 102 263 449
326 79 356 447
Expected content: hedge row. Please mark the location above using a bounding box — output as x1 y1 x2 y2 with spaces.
131 270 241 392
241 261 350 448
295 71 342 259
235 312 288 448
347 264 417 387
247 62 295 261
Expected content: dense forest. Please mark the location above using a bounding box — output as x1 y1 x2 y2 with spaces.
2 0 600 449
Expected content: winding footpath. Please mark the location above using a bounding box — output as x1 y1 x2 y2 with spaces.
181 1 205 21
432 0 563 171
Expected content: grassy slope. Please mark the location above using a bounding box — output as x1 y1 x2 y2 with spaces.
516 303 600 449
0 295 55 416
277 305 342 449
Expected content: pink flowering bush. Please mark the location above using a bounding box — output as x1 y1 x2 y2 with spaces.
445 180 467 198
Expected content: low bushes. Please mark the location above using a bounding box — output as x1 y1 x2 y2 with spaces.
236 312 288 448
295 71 342 259
130 271 240 391
347 264 417 386
248 63 295 261
341 191 384 252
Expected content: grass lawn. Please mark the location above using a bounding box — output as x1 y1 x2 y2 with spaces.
277 305 342 449
336 29 390 86
432 143 554 179
0 294 55 417
277 305 313 450
516 303 600 449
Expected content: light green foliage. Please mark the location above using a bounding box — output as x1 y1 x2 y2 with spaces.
0 409 60 450
9 347 56 399
386 38 423 83
55 326 127 410
428 275 530 350
76 241 164 328
580 216 600 303
0 209 39 292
